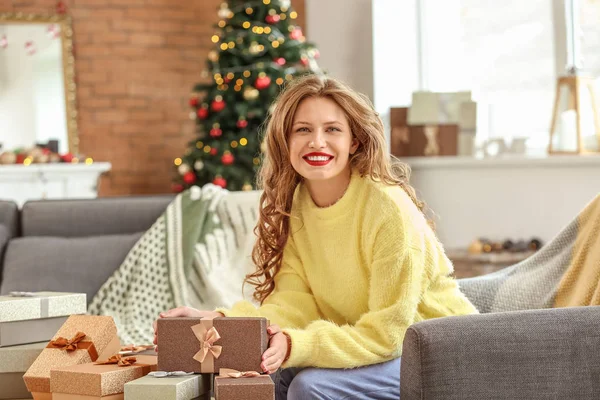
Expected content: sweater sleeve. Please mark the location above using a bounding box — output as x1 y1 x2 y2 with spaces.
215 236 321 329
281 213 428 369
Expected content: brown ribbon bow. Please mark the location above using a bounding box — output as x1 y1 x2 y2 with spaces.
120 344 154 354
95 354 137 367
218 368 261 378
48 332 87 352
47 331 99 361
191 324 222 364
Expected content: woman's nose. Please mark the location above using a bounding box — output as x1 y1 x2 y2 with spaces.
310 130 326 148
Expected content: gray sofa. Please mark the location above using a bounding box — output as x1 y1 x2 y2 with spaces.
1 196 599 399
0 196 173 300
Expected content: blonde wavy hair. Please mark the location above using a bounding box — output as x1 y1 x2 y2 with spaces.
245 75 426 304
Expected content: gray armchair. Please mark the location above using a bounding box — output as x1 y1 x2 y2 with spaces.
401 305 600 399
401 203 600 399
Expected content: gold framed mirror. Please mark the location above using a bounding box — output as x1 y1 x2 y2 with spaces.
0 12 78 155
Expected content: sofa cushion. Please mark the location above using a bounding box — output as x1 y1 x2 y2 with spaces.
0 232 143 302
21 196 172 237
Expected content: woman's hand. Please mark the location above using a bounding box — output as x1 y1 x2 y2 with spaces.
152 306 224 349
261 324 289 374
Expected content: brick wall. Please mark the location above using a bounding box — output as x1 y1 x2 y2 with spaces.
0 0 305 196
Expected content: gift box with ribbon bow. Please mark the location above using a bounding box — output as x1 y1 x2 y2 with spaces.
0 342 46 400
0 291 86 347
49 354 158 400
23 314 121 400
156 317 269 374
214 368 274 400
124 371 212 400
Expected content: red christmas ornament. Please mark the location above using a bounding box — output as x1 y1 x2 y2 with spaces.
236 119 248 129
189 97 199 107
221 152 234 165
313 49 320 59
300 57 309 66
172 183 184 193
16 153 27 164
183 171 196 184
210 148 218 156
213 176 227 188
290 28 303 40
224 76 232 83
197 107 209 119
211 98 226 112
56 1 67 15
255 76 271 90
275 57 286 66
210 128 223 138
265 14 281 24
60 153 74 163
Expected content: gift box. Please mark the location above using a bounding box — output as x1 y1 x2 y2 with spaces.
23 315 121 400
214 369 274 400
0 292 86 347
0 342 46 400
157 317 268 374
50 354 158 400
390 107 459 157
124 372 212 400
407 91 472 125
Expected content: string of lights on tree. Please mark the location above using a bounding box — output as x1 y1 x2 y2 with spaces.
173 0 322 192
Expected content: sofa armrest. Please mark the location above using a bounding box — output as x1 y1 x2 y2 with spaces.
401 307 600 400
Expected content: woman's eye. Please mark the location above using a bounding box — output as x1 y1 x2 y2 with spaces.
296 127 309 132
327 127 341 132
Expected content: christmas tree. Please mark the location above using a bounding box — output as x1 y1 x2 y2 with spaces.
174 0 322 192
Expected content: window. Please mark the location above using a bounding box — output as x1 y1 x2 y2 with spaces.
373 0 598 152
419 0 557 147
581 0 600 76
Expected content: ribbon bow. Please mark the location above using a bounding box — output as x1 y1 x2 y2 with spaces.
191 325 222 363
219 368 261 378
119 344 155 355
95 354 137 367
48 331 87 352
148 371 194 378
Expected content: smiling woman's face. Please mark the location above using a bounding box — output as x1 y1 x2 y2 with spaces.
288 96 359 184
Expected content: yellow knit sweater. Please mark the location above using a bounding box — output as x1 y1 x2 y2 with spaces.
217 172 477 369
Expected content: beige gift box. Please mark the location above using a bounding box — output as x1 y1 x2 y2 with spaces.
0 342 47 400
23 315 121 400
50 355 158 400
0 292 86 348
124 373 212 400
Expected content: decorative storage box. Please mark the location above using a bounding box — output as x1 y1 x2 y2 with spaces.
0 292 86 347
23 315 121 400
214 369 274 400
124 373 212 400
50 354 158 400
0 342 46 400
157 317 268 374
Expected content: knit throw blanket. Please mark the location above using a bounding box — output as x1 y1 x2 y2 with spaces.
88 185 261 344
459 193 600 313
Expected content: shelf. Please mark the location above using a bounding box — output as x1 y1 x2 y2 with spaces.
403 154 600 169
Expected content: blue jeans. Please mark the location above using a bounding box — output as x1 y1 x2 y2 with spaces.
273 358 401 400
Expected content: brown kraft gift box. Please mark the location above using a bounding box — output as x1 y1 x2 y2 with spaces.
50 354 158 400
390 107 458 157
23 315 121 400
214 369 274 400
157 317 268 374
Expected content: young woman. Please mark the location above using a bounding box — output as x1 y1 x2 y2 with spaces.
154 75 477 399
